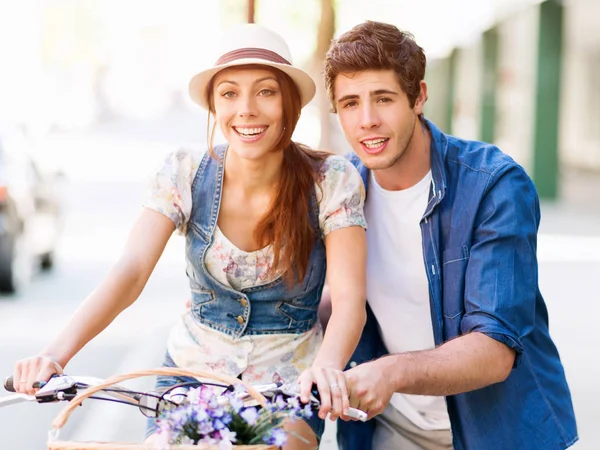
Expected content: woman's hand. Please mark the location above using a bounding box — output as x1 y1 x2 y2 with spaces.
13 355 63 395
298 366 349 420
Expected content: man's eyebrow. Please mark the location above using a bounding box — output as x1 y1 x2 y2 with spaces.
372 89 399 96
336 89 400 103
336 94 359 104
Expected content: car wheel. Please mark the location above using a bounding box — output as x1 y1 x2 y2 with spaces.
0 233 33 293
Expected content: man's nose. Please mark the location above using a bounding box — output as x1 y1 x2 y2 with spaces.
359 104 380 130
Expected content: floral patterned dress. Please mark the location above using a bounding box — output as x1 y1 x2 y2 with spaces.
144 148 366 387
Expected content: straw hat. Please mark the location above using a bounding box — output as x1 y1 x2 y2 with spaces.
189 24 316 110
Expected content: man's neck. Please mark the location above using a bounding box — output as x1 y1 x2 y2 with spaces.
372 118 432 191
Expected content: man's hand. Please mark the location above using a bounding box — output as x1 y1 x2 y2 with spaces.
343 357 396 420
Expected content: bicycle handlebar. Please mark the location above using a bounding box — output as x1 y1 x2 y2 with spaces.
3 373 368 422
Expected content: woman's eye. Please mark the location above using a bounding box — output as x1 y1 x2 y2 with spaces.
258 89 275 96
221 91 236 98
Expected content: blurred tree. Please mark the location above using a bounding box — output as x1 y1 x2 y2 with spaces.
312 0 336 150
248 0 256 23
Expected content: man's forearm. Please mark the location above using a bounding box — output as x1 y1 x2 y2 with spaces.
382 332 515 397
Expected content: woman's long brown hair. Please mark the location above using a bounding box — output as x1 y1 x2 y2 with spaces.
206 65 329 284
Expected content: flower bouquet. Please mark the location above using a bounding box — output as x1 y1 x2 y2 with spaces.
153 384 313 449
46 368 310 450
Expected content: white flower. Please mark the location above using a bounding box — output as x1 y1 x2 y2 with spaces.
219 440 234 450
153 430 172 450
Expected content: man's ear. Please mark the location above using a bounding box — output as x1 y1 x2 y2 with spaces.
414 80 428 115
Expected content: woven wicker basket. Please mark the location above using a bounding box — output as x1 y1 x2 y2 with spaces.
46 368 278 450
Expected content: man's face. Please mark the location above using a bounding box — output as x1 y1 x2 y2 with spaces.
334 69 423 171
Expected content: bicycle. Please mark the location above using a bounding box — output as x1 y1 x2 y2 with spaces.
2 368 367 449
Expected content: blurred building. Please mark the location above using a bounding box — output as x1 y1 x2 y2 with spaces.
425 0 600 200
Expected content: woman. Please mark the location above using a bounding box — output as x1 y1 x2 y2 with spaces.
13 24 367 448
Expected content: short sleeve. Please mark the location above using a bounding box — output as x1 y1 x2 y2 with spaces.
317 155 367 235
143 148 203 234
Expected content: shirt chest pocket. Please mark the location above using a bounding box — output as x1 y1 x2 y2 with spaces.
442 245 470 319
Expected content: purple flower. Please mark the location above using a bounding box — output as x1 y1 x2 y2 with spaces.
228 396 245 412
210 406 225 418
193 407 209 423
213 419 226 430
240 407 259 425
275 395 287 409
200 385 217 401
220 428 237 443
221 413 233 425
302 404 314 418
197 420 215 435
264 428 287 447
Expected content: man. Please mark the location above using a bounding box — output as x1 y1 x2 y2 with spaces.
322 21 578 450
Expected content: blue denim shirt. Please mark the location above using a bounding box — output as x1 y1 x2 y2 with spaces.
185 144 326 337
338 120 578 450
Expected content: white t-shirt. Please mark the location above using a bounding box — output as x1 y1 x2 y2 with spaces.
364 170 451 431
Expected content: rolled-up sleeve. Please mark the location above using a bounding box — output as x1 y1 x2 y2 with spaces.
461 164 540 367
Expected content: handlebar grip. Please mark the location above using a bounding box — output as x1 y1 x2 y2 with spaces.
4 377 15 392
2 377 45 392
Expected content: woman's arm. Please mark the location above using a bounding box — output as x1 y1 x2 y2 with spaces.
299 225 367 419
314 226 367 369
14 209 175 394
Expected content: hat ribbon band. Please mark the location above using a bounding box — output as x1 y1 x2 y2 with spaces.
216 48 291 66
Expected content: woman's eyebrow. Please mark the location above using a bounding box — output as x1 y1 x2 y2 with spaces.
254 76 278 84
216 80 238 88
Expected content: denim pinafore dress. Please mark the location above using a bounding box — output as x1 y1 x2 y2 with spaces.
185 144 326 337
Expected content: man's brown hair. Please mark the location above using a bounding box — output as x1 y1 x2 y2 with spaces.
324 21 426 112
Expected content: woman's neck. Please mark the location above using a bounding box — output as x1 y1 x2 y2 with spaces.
224 147 284 193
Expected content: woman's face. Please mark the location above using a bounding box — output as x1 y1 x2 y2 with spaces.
212 66 284 161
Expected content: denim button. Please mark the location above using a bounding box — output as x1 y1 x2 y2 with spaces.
240 298 248 307
237 315 244 324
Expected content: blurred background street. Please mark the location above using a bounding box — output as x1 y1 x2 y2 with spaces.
0 0 599 449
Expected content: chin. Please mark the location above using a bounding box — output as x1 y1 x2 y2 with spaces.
232 144 274 161
359 153 397 171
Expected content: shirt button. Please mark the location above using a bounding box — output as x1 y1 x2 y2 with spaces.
349 361 357 368
240 298 247 307
237 315 244 325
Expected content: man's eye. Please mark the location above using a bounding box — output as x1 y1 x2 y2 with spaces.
377 97 392 103
343 101 358 108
